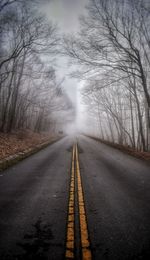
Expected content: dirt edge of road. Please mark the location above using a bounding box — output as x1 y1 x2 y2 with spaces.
87 135 150 162
0 137 62 172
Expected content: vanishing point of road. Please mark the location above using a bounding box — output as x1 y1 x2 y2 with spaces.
0 135 150 260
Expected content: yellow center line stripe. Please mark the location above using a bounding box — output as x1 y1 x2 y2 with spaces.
65 143 92 259
65 145 75 259
76 144 92 260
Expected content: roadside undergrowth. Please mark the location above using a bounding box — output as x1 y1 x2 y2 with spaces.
0 130 56 160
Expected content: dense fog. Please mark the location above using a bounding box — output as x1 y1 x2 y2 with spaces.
0 0 150 151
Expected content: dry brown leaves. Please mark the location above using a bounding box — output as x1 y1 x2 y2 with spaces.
0 130 54 160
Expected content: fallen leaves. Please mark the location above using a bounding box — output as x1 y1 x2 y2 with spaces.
0 131 54 160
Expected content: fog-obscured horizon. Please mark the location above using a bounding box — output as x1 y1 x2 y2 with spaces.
0 0 150 152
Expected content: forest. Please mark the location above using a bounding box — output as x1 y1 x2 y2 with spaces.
64 0 150 152
0 0 74 136
0 0 150 152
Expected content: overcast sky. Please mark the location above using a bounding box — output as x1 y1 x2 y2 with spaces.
41 1 87 100
40 0 88 130
42 0 87 32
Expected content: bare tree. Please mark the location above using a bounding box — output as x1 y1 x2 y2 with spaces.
0 0 74 135
64 0 150 151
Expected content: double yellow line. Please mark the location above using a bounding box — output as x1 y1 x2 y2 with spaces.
65 144 75 258
65 144 92 259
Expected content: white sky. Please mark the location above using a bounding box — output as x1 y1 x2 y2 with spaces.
41 0 87 32
40 0 88 129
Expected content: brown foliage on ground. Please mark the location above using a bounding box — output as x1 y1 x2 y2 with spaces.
0 130 53 160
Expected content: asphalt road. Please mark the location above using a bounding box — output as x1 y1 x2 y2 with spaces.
0 135 150 260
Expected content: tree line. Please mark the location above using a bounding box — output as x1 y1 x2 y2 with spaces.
0 0 74 134
64 0 150 151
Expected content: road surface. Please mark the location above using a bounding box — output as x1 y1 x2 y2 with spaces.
0 135 150 259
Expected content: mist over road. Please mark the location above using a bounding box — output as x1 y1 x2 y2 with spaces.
0 135 150 260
